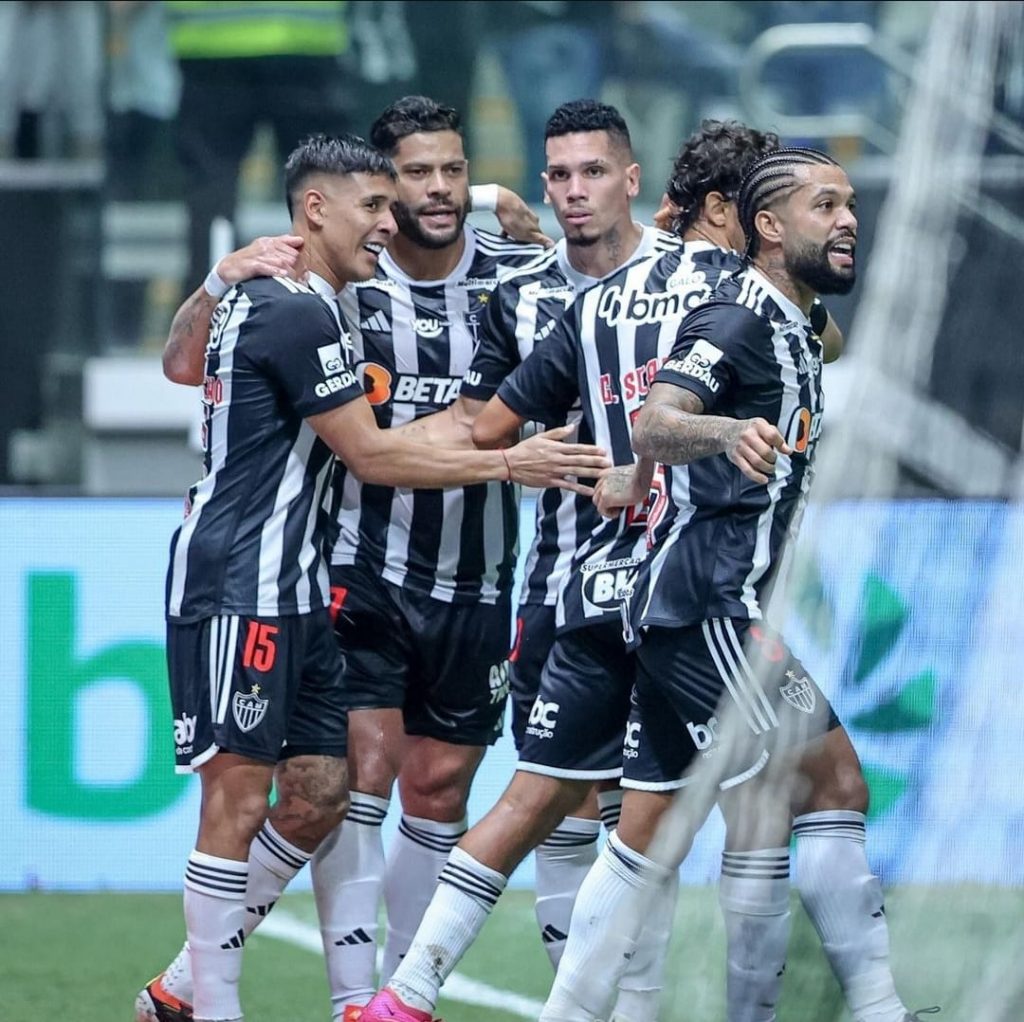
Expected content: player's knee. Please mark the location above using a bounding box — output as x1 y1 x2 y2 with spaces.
271 755 350 845
399 762 474 820
201 790 269 851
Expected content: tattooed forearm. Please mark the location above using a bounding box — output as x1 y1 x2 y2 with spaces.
633 404 741 464
162 287 218 385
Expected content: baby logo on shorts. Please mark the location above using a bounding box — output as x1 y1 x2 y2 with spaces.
233 683 269 733
780 670 816 714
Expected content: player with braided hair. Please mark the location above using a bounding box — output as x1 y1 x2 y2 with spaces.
537 149 928 1022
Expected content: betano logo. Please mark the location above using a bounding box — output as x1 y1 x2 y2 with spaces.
25 572 188 820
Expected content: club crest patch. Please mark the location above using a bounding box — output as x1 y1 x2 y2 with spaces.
780 670 816 714
233 684 269 733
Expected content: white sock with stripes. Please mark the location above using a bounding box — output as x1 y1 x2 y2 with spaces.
534 816 601 968
794 811 906 1022
381 814 467 984
155 823 310 1007
388 846 507 1013
311 792 390 1013
183 850 248 1021
540 831 672 1022
719 848 792 1022
611 868 679 1022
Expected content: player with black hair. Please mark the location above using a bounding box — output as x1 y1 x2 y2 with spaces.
537 149 924 1022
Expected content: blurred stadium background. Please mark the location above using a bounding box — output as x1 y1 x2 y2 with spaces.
1 1 1023 1019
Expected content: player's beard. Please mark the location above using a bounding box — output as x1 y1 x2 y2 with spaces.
392 198 468 250
787 235 856 295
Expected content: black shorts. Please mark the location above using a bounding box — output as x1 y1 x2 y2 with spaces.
508 603 557 751
167 609 347 773
623 618 839 791
518 620 635 780
330 564 512 746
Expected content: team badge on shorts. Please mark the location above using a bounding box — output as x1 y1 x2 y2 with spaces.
233 684 269 732
780 670 816 714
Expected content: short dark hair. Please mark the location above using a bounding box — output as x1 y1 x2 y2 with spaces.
738 147 838 257
369 95 462 156
666 120 780 235
284 133 395 218
544 99 632 157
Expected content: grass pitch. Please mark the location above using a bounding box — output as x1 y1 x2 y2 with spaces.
2 886 1022 1020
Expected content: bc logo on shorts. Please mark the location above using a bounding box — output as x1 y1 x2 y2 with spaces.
780 671 816 714
233 684 270 733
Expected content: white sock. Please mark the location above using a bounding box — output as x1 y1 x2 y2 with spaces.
311 792 389 1012
540 831 671 1022
247 820 311 928
611 867 679 1022
719 848 792 1022
534 816 600 968
157 823 310 1007
389 846 507 1013
794 811 906 1022
381 814 467 984
183 850 248 1021
598 788 624 833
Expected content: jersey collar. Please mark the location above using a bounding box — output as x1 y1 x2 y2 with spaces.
378 223 478 286
305 271 341 299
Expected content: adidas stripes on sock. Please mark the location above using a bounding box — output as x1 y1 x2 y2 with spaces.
794 811 907 1022
719 848 792 1022
389 846 508 1013
312 792 390 1013
534 816 600 968
183 850 248 1021
382 814 467 984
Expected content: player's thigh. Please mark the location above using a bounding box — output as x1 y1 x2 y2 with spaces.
508 603 558 751
282 609 348 761
518 622 635 782
330 563 411 713
167 613 307 772
403 594 513 747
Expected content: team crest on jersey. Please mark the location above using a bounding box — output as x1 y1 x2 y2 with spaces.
779 671 816 714
233 684 269 733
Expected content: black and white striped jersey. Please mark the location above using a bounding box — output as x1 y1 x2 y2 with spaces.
497 241 741 632
462 225 679 609
166 273 364 622
331 225 543 605
630 264 825 633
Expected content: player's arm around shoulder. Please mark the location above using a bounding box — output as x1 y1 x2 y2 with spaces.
162 235 304 386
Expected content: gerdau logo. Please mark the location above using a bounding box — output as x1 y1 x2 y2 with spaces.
27 572 188 819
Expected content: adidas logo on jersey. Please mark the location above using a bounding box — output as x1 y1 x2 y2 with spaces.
359 310 390 334
534 319 558 343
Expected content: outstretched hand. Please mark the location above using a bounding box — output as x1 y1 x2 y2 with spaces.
504 424 610 493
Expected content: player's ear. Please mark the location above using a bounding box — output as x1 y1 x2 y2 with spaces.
704 191 730 228
754 208 782 247
303 188 327 227
541 171 551 204
626 162 641 199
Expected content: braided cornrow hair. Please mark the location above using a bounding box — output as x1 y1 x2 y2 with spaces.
665 120 779 236
738 147 838 258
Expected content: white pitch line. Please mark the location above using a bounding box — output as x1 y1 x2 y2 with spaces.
254 909 546 1020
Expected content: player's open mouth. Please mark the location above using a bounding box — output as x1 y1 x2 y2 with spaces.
422 209 456 223
363 243 384 258
829 239 855 267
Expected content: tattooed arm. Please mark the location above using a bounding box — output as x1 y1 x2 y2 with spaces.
632 383 791 485
163 234 305 386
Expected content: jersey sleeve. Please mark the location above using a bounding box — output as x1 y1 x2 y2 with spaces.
495 306 580 422
249 290 365 418
459 280 523 401
655 301 768 411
